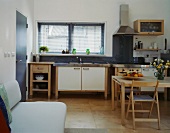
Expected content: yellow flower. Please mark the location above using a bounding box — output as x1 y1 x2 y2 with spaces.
151 58 170 70
157 66 161 69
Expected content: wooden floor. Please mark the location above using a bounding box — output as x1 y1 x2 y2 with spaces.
27 92 170 133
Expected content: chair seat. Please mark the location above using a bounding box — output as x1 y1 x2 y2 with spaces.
133 95 154 101
125 88 140 93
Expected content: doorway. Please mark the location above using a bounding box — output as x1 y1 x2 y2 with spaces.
16 11 27 101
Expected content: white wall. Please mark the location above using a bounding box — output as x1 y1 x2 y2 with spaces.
33 0 170 56
1 0 170 82
0 0 34 83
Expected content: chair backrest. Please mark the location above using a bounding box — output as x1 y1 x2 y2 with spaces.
4 80 21 109
131 80 159 92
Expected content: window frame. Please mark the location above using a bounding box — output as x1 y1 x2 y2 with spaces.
38 22 105 55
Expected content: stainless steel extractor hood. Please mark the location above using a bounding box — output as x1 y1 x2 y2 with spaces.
114 4 138 35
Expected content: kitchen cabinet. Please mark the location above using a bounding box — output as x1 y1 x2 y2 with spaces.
58 67 81 90
82 67 105 90
29 62 53 99
134 20 164 35
55 66 108 99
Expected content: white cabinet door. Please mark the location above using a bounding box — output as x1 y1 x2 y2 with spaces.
82 67 105 90
58 67 81 90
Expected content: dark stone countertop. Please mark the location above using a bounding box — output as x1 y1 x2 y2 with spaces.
53 62 111 67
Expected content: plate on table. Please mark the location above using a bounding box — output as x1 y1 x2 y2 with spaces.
122 76 143 80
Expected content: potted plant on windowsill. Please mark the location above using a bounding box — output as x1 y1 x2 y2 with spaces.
39 46 49 53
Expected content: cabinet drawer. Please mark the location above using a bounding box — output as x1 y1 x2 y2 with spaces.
32 65 49 73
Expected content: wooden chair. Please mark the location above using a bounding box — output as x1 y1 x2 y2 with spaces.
126 80 160 130
116 84 141 108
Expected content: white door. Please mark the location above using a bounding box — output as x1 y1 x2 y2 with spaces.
58 67 81 90
141 68 163 92
82 67 105 90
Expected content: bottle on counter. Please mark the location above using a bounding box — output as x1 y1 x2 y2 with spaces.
66 48 69 54
35 54 40 62
138 41 141 49
140 42 143 49
100 46 104 54
134 43 138 50
72 48 76 54
86 49 90 55
62 50 65 54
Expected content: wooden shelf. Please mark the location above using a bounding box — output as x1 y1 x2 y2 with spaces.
135 49 161 51
32 88 48 92
33 80 48 82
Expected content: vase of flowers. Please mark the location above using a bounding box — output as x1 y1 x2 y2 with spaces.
151 59 170 80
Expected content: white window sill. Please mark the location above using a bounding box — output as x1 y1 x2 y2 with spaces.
38 53 107 57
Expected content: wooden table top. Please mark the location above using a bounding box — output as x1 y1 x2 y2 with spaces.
112 76 170 88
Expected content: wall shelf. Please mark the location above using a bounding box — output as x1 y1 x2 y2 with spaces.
135 49 161 51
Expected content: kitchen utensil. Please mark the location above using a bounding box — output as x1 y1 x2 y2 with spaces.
149 46 153 49
165 38 167 50
35 75 44 80
153 42 158 49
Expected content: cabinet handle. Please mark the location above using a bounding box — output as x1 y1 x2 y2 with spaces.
74 68 80 70
37 67 43 70
83 68 89 70
143 68 149 71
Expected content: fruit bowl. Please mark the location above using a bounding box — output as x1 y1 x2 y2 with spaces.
35 75 44 80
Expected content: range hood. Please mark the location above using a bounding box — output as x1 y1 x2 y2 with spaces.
114 4 138 35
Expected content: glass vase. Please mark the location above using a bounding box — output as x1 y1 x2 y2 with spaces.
154 70 164 80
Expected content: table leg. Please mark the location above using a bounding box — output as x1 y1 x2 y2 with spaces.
121 83 125 126
111 79 115 110
164 87 167 100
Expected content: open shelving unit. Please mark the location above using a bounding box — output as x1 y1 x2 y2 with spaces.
29 62 54 99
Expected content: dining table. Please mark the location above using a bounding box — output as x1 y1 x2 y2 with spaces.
111 76 170 126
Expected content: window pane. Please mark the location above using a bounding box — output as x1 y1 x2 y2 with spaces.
38 23 104 54
72 25 102 53
38 24 69 52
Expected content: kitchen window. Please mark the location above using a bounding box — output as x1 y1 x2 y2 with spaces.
38 22 104 54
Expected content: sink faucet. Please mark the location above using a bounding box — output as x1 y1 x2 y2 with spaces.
76 57 82 63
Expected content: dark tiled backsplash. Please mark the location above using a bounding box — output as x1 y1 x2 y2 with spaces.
33 55 114 64
33 55 152 64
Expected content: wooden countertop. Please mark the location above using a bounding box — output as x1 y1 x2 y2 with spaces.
28 62 54 65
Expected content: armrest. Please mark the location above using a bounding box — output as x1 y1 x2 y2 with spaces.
10 102 66 133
